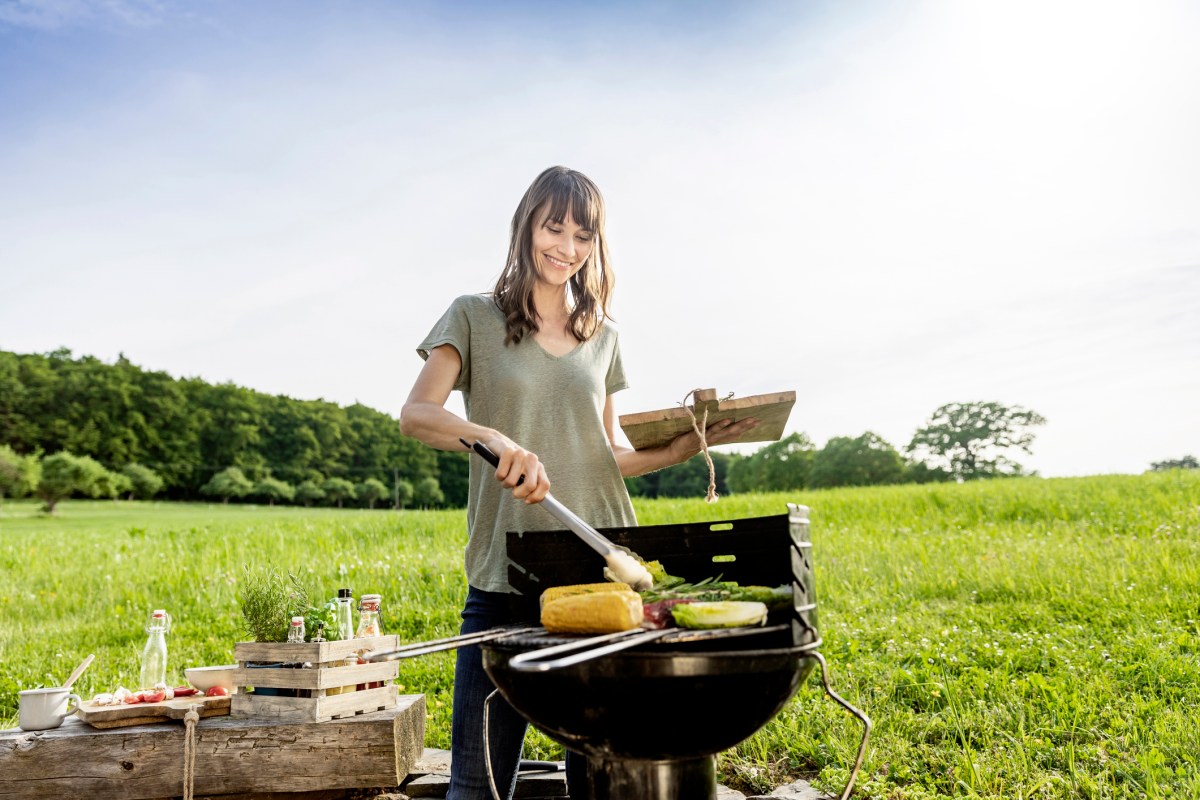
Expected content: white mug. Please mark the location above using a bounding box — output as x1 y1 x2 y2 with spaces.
18 687 81 731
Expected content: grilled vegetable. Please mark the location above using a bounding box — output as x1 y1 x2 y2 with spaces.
671 601 769 630
540 582 633 609
640 578 791 609
542 589 643 633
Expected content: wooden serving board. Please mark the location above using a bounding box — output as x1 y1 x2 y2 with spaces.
74 693 232 729
619 388 796 451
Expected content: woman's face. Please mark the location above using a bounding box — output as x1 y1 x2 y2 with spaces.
529 204 594 289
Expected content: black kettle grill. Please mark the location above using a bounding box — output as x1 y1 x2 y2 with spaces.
480 504 871 800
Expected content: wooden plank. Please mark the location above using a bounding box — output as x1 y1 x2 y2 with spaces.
618 389 796 450
75 694 231 729
233 636 399 664
231 685 397 723
233 660 397 690
0 695 426 800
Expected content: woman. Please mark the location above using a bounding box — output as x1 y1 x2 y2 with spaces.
400 165 755 799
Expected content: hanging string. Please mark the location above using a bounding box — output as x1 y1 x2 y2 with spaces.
681 389 719 503
182 706 200 800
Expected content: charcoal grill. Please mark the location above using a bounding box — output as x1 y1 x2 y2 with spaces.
479 504 870 800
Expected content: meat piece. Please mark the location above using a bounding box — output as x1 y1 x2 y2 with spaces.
642 599 694 630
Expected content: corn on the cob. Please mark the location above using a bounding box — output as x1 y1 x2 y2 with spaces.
541 589 643 634
539 582 632 610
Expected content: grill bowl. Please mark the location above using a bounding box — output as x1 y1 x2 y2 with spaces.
484 631 815 760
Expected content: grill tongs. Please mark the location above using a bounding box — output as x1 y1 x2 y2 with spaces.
461 439 654 591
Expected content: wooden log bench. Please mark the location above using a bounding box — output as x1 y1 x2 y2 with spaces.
0 694 425 800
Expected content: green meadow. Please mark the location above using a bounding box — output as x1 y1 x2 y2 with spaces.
1 471 1198 799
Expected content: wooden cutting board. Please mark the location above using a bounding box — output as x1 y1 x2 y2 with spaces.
75 693 232 729
619 388 796 451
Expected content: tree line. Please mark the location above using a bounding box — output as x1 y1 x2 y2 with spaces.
0 349 465 510
2 348 1102 512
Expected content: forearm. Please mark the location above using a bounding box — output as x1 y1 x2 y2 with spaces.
399 401 504 453
613 439 697 478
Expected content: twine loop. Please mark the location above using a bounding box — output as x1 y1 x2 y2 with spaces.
182 706 201 800
681 388 719 503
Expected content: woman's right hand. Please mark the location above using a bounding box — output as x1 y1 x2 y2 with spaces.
485 436 551 504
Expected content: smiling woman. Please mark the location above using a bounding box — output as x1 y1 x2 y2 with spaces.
396 166 757 800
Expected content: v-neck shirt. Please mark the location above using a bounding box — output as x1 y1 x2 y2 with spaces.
417 293 638 592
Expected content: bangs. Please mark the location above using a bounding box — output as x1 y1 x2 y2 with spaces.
541 175 603 233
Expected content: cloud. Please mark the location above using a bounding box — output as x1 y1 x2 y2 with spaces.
0 0 166 30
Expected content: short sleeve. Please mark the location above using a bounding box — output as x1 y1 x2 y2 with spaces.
417 296 472 393
605 329 629 395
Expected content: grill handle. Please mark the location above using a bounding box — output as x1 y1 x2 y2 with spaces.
506 628 674 672
365 625 540 662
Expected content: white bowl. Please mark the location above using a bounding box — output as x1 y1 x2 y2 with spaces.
184 665 238 693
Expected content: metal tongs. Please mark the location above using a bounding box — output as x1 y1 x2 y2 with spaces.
461 439 653 591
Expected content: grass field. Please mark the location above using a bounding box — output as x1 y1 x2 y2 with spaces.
2 472 1198 798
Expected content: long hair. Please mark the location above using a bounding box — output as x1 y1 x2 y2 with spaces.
493 166 614 346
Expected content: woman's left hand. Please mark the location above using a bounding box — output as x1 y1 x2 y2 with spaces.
667 416 759 463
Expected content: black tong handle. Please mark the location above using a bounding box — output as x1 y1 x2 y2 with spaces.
460 438 525 486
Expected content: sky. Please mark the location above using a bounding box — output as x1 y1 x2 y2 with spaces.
1 0 1198 478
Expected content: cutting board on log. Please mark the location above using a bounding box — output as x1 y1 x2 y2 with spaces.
75 693 232 729
619 388 796 451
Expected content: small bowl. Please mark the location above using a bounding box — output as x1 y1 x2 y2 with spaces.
185 665 238 693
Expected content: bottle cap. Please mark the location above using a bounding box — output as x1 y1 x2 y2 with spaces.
290 616 304 625
361 593 381 601
338 588 353 598
152 609 167 617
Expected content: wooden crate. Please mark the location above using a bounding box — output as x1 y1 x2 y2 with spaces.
231 636 401 722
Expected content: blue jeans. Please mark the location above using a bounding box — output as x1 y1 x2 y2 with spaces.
448 585 588 800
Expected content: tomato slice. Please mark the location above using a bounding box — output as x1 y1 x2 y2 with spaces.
205 686 229 697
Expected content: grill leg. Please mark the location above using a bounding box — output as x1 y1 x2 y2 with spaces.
813 651 872 800
586 755 716 800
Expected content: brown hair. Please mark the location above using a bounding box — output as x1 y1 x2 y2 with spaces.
492 166 614 346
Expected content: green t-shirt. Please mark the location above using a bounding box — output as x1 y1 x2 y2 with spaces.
417 293 638 592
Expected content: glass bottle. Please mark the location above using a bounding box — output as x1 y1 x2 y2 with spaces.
335 588 355 640
355 594 382 638
333 588 357 694
355 594 383 689
285 616 309 697
140 609 171 689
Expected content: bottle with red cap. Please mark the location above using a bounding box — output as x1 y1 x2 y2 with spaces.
355 594 384 689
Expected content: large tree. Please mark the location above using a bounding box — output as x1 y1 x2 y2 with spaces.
727 432 816 493
810 432 904 488
121 463 164 500
200 466 254 504
0 444 41 504
322 477 356 508
907 401 1046 481
356 478 389 509
254 476 295 506
35 451 107 513
1149 455 1198 471
413 476 444 508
